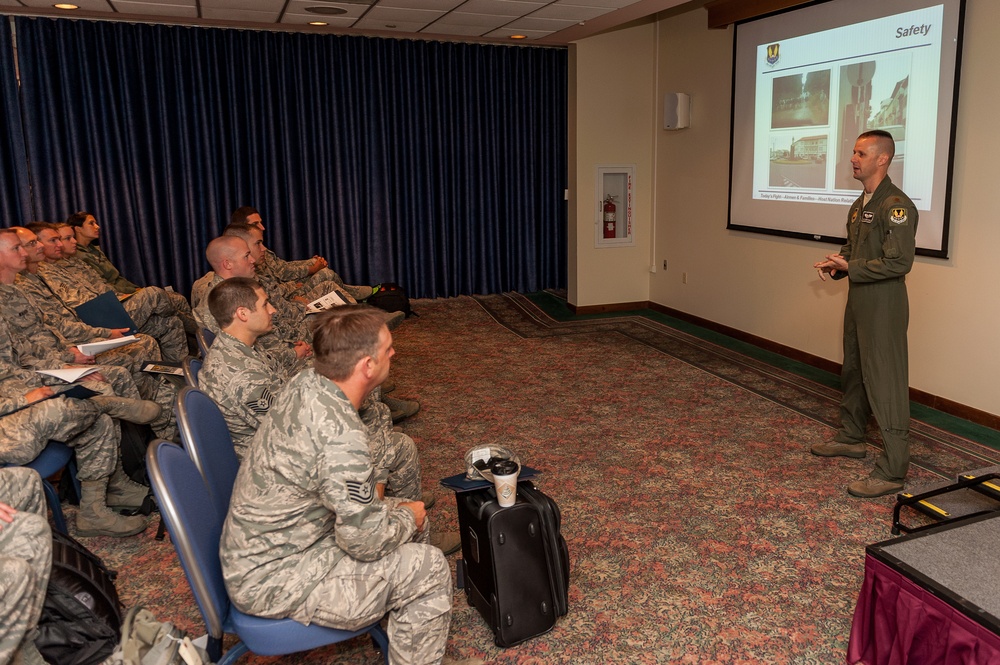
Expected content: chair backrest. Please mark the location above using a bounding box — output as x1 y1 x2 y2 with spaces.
175 386 239 524
147 439 229 640
195 327 216 358
182 357 203 388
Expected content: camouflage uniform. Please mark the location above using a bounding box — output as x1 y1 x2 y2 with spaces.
360 391 421 502
0 468 52 665
0 322 119 484
254 269 313 344
37 259 187 362
198 331 291 460
220 370 450 665
189 272 216 309
0 283 144 402
258 249 353 304
75 242 198 334
193 274 298 369
13 273 164 399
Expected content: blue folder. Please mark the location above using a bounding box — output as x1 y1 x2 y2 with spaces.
74 291 138 335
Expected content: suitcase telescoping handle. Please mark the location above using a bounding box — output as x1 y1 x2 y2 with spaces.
466 486 496 520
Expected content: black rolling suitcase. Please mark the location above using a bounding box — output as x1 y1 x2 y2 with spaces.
456 481 569 647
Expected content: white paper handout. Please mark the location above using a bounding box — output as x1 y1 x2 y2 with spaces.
306 290 348 314
36 366 101 383
77 335 139 357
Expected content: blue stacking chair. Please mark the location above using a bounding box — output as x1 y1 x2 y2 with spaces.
147 440 390 664
2 441 80 534
174 387 239 524
195 328 216 358
182 357 202 388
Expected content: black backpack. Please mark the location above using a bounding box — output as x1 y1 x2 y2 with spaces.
366 282 414 317
36 531 123 665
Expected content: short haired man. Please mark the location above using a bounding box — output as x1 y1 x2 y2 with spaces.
194 236 311 369
199 280 444 545
812 130 917 498
0 468 51 665
231 205 373 302
220 307 471 665
17 224 174 423
37 224 188 362
66 211 199 335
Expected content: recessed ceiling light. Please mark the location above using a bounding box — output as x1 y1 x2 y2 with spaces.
309 21 328 25
305 5 347 14
53 3 78 8
509 34 526 39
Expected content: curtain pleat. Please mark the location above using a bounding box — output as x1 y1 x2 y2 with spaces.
11 16 567 298
0 18 31 225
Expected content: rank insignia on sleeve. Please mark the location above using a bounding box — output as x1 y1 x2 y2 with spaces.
889 207 908 224
345 469 376 505
245 388 274 414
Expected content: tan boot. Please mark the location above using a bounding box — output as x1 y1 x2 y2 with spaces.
91 396 162 425
77 479 147 537
106 462 150 509
430 530 461 555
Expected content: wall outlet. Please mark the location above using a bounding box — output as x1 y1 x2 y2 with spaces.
662 260 668 270
682 272 688 284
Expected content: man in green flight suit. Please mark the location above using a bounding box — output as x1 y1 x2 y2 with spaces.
812 130 917 498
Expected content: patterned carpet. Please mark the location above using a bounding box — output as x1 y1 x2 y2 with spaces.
70 293 1000 664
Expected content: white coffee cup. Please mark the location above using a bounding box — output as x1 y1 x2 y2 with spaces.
491 460 519 508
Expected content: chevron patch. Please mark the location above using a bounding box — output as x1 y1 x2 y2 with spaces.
345 469 376 505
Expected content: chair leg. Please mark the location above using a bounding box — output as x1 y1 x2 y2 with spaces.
216 639 248 665
41 479 68 535
369 624 390 665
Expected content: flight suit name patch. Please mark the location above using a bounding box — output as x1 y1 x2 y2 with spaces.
889 207 908 225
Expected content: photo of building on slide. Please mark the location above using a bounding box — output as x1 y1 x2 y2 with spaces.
768 70 831 188
769 133 829 188
834 56 910 190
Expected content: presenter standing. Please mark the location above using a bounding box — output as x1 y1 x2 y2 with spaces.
811 130 918 498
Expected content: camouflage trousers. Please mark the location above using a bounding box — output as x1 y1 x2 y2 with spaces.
164 289 198 335
0 468 53 665
123 289 187 362
380 432 422 503
0 398 118 481
297 542 451 665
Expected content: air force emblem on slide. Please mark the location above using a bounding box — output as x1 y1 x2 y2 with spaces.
345 469 376 504
766 43 780 66
889 207 908 225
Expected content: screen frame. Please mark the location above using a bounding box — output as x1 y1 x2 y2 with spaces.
725 0 967 258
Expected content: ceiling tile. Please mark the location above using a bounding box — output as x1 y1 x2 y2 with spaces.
378 0 464 10
352 17 432 30
504 14 575 30
431 11 510 28
199 0 277 9
113 1 198 13
201 5 279 19
456 0 543 18
530 3 610 19
363 5 446 23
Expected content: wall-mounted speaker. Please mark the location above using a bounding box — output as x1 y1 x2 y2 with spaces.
663 92 691 130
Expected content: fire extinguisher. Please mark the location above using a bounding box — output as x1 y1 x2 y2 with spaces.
603 195 617 239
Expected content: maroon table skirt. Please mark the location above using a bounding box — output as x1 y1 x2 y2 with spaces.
848 554 1000 664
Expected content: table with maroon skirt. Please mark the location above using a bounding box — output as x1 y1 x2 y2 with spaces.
848 512 1000 664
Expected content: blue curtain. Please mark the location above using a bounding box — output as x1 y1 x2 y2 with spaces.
12 16 567 298
0 18 31 225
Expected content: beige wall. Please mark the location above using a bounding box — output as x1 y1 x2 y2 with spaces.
568 21 657 307
571 0 1000 417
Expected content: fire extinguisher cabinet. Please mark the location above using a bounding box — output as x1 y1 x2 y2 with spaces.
595 165 635 248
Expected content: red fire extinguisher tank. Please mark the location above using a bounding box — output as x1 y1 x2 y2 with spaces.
603 196 617 239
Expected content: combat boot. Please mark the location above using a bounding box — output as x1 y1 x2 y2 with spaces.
383 395 420 423
77 479 147 537
106 462 150 509
91 396 162 425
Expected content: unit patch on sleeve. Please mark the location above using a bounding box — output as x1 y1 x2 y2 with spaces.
889 207 908 225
